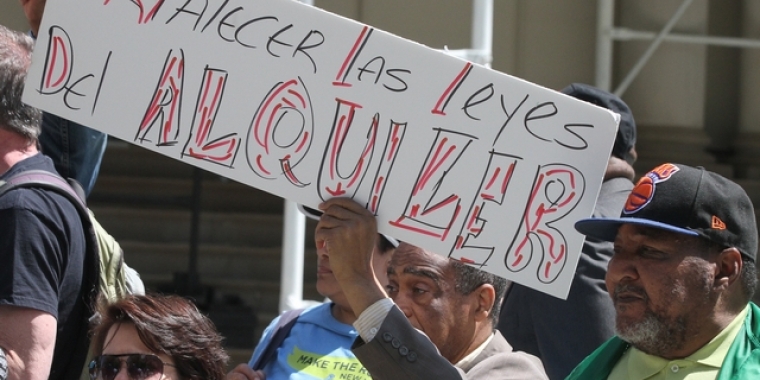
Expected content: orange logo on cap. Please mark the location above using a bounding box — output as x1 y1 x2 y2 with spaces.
711 216 726 230
624 163 680 214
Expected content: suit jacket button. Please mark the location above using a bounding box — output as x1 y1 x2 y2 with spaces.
382 332 393 342
391 338 401 348
399 346 409 356
407 351 417 362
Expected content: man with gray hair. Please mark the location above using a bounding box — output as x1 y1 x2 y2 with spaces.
314 197 548 379
568 163 760 378
0 25 93 380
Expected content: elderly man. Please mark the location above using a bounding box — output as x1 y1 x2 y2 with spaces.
315 198 548 379
0 25 93 380
568 163 759 379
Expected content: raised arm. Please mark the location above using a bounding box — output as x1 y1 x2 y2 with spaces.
314 197 388 316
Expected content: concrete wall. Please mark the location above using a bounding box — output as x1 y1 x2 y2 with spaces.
1 0 758 133
617 0 708 130
1 2 27 32
741 0 760 133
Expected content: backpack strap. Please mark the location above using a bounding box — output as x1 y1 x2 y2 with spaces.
0 170 100 300
1 169 131 300
0 170 86 209
251 308 305 371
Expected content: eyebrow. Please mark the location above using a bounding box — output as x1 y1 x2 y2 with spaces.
636 226 688 241
403 266 442 285
635 226 700 246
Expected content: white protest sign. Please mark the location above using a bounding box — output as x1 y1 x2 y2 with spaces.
23 0 619 299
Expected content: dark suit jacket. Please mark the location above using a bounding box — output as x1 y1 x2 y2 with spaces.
352 307 548 379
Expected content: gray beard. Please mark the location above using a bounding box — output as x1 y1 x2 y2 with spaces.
616 310 687 357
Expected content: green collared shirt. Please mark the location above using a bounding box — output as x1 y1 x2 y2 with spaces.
608 306 750 380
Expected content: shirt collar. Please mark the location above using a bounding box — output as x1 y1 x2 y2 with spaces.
624 305 749 379
689 305 749 367
455 333 494 369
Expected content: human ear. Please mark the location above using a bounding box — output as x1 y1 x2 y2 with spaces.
714 247 742 289
472 284 496 322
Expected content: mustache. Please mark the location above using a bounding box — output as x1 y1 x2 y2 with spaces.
613 283 648 301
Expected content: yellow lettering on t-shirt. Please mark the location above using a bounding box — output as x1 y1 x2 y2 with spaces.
287 346 373 379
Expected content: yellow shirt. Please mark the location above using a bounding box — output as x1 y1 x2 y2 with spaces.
608 306 749 380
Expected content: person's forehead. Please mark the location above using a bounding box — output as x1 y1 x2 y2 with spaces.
103 322 146 353
390 244 450 275
616 224 704 248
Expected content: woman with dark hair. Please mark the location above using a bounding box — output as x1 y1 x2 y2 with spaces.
88 294 229 380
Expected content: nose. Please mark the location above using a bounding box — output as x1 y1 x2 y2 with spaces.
113 365 130 380
315 239 328 258
393 292 414 319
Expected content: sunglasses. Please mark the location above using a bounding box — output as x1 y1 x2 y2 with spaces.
89 353 175 380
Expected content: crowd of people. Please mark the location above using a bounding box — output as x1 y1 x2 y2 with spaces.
2 1 759 380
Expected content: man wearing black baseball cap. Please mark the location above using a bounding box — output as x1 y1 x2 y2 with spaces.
567 163 760 379
498 83 638 379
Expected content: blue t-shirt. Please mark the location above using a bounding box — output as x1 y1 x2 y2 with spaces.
249 303 373 380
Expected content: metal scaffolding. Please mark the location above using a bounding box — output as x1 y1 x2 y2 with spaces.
595 0 760 96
